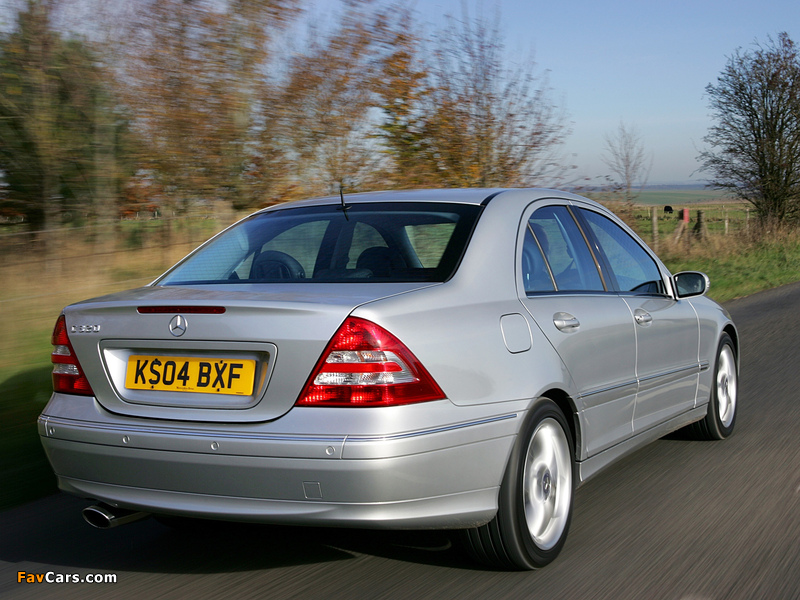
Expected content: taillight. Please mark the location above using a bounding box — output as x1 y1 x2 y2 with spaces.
51 315 94 396
296 317 445 407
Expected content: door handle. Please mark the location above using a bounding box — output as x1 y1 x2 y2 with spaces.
634 310 653 326
553 312 580 332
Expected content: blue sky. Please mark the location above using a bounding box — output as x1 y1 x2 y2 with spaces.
3 0 794 185
412 0 798 185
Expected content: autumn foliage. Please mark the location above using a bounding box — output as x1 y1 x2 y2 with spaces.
0 0 570 231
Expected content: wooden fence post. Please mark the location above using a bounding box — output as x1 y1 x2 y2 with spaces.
693 210 708 241
651 206 659 253
674 208 690 248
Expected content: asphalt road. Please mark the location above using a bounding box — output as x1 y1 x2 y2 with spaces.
3 282 800 600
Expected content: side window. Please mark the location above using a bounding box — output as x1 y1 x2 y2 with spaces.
579 209 664 294
529 206 605 292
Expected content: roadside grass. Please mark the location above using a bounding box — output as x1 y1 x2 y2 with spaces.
661 237 800 302
1 203 799 509
593 188 732 206
0 217 226 510
611 201 800 302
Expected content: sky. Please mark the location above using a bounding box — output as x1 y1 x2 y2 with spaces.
405 0 798 185
1 0 795 186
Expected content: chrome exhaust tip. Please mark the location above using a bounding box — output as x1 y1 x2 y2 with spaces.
82 503 149 529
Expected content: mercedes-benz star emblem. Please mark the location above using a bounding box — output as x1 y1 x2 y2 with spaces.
168 315 187 337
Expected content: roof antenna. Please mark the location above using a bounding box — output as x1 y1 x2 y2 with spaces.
338 183 350 221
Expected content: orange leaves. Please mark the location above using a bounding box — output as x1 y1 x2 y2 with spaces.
119 0 300 208
1 0 571 226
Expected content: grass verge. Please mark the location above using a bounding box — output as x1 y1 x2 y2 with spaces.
663 240 800 302
646 214 800 303
0 217 227 510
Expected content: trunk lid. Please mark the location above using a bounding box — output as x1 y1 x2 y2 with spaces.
62 282 436 422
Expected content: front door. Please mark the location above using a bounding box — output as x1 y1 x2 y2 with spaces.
576 208 700 433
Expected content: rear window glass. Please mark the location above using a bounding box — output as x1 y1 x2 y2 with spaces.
157 202 482 285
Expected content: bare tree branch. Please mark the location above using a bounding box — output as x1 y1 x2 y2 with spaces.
698 32 800 223
602 121 651 204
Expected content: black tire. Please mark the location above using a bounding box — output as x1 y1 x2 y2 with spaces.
688 333 738 440
462 399 574 570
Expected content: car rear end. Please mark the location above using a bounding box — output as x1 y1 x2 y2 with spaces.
38 191 520 528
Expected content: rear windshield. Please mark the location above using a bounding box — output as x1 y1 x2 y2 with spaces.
157 202 482 285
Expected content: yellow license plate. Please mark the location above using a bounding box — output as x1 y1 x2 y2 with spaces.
125 355 256 395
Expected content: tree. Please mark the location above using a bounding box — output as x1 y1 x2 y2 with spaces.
602 121 651 204
699 33 800 223
384 7 570 188
275 0 398 197
120 0 300 212
0 0 130 235
374 9 436 188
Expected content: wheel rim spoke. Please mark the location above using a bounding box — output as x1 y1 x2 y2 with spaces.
716 345 737 427
522 418 571 550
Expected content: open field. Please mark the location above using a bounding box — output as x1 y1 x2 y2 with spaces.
2 199 800 510
604 199 800 302
587 187 736 206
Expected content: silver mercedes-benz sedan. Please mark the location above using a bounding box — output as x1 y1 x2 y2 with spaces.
39 188 738 570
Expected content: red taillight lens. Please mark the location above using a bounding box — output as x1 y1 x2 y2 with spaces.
296 317 445 407
51 315 94 396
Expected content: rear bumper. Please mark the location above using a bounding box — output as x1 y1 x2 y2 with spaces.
38 394 520 529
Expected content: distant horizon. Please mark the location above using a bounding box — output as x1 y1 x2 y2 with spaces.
569 181 714 191
411 0 796 186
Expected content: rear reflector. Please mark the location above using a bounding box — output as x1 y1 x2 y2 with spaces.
51 315 94 396
296 317 445 407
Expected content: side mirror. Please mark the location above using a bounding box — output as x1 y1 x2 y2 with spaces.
673 271 710 298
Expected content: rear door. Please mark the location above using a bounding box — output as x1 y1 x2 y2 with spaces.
518 203 637 458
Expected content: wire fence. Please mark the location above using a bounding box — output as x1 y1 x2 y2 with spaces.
0 214 232 374
601 203 754 254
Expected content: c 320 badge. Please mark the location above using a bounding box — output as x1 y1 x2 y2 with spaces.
70 324 101 334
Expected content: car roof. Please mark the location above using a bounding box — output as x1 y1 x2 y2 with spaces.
257 188 594 212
